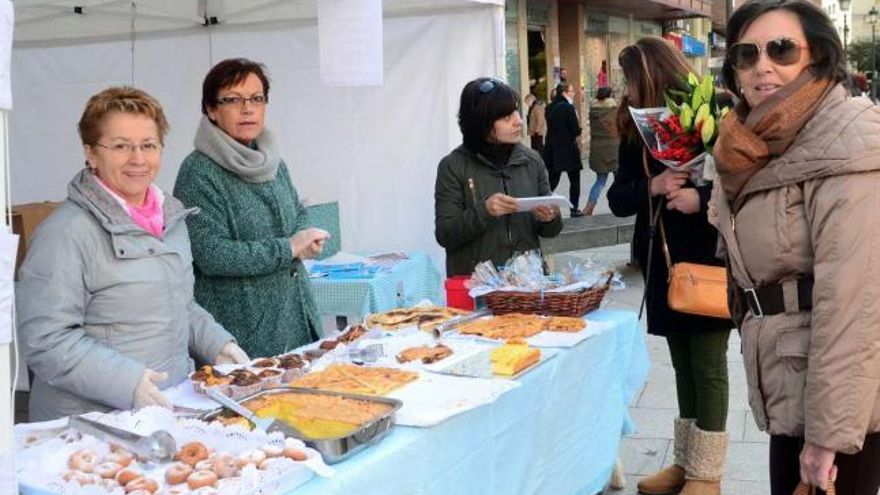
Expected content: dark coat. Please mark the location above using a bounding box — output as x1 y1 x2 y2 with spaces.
588 100 619 174
434 144 563 276
544 95 582 172
607 138 732 336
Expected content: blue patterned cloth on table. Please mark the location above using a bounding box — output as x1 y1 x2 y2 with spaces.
308 252 442 317
309 262 379 279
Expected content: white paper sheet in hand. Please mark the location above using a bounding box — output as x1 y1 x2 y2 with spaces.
388 372 519 427
515 194 571 212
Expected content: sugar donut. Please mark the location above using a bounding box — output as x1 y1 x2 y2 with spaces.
283 447 308 462
164 462 193 485
186 470 219 490
94 461 123 479
127 490 152 495
104 450 134 468
115 468 143 486
194 458 214 472
68 449 99 473
125 477 158 493
237 449 266 467
161 487 191 495
176 441 210 467
259 443 284 458
62 470 101 485
210 453 239 479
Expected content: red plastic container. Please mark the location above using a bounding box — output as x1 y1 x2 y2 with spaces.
444 276 475 311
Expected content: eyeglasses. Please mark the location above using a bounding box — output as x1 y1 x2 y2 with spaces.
216 94 268 106
94 141 162 157
728 37 808 71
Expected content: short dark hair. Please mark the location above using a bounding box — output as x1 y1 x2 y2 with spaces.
201 58 271 116
722 0 847 102
458 77 520 151
596 87 613 100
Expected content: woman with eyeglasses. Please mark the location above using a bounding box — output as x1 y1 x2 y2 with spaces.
174 58 327 359
711 1 880 494
608 37 733 495
434 77 562 277
17 87 245 421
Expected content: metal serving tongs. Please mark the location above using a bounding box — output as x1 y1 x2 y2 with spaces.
205 388 303 439
68 415 176 463
431 308 492 341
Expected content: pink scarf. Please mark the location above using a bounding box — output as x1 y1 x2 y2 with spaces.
96 178 165 237
127 187 164 237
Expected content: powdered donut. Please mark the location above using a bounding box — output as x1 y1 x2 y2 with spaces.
93 461 123 479
186 470 219 490
68 449 99 473
125 476 159 493
164 462 194 485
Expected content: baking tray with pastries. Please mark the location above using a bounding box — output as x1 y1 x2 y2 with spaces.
201 387 402 464
15 408 330 495
364 305 470 332
454 313 586 340
292 363 419 396
187 351 311 400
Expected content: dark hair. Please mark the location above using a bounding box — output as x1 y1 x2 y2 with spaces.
555 82 573 97
458 77 520 151
596 87 613 100
616 36 694 138
722 0 847 102
201 58 271 116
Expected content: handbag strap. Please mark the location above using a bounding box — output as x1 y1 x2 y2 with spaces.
793 481 836 495
641 149 673 271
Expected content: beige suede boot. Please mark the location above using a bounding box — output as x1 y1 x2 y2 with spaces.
637 418 694 494
679 427 728 495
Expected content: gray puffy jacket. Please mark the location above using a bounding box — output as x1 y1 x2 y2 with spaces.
18 169 234 421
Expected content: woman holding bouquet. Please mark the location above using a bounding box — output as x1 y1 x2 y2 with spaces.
608 37 733 495
713 1 880 494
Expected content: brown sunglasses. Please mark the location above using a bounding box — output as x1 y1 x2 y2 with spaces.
728 37 809 71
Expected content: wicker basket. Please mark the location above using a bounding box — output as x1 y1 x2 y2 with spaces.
482 273 612 317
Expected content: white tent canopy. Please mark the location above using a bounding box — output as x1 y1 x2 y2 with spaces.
8 0 505 274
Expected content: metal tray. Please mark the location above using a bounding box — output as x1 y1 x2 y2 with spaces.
200 386 402 464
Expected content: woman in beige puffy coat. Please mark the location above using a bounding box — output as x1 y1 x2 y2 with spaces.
712 1 880 494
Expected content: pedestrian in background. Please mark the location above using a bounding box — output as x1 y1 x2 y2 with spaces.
713 1 880 494
525 91 546 155
545 82 584 217
583 86 618 216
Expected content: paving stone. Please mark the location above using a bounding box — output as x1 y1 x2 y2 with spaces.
743 413 770 444
617 437 670 476
723 479 772 495
725 441 770 482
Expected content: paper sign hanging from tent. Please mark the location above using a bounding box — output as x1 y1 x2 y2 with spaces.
0 1 12 110
0 231 18 345
317 0 383 87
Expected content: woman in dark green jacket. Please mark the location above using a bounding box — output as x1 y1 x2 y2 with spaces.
434 78 563 277
174 58 328 358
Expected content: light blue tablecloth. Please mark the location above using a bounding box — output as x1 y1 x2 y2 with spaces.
308 252 442 318
294 309 649 495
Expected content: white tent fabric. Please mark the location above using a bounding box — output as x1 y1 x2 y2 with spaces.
9 0 505 270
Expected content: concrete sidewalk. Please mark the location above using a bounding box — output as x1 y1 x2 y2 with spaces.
549 245 770 495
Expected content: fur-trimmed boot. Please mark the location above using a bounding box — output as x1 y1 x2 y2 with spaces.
679 427 728 495
636 418 694 494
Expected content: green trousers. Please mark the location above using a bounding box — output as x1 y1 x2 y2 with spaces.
666 328 731 432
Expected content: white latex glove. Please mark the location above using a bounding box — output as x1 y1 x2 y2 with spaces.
289 228 331 260
133 369 171 410
215 342 250 365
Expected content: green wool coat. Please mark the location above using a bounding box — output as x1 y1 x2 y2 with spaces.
174 151 321 358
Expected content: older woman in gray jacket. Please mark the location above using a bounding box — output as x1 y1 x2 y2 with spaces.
17 87 248 421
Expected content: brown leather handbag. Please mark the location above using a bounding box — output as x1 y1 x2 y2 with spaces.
641 149 731 320
793 481 836 495
659 220 731 319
